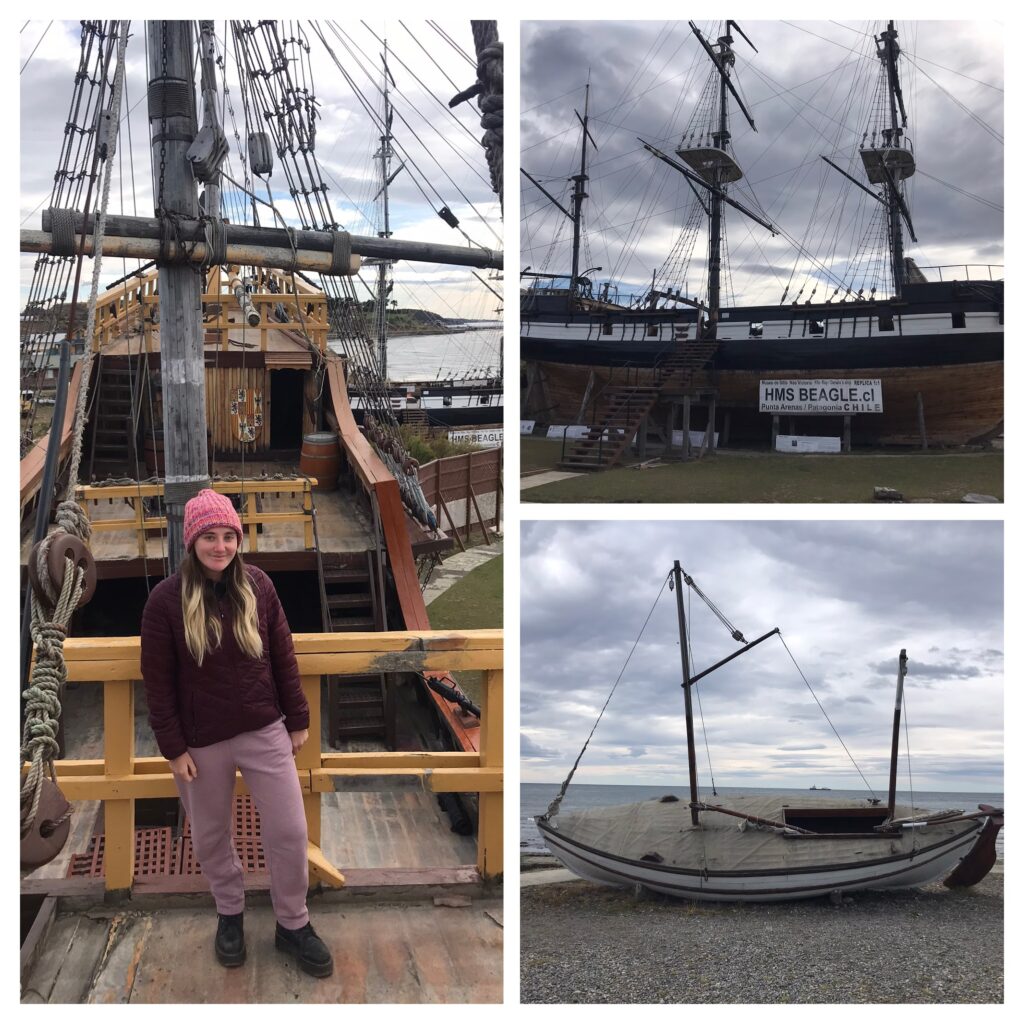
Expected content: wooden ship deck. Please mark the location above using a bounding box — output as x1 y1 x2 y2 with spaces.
21 252 499 1005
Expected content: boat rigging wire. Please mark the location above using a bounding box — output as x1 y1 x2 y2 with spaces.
777 632 878 799
20 20 52 75
543 572 672 821
22 21 128 845
687 587 718 796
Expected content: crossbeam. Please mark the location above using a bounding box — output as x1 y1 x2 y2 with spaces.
36 210 503 270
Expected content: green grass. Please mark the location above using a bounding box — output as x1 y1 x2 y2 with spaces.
521 438 569 473
427 554 503 706
522 450 1003 504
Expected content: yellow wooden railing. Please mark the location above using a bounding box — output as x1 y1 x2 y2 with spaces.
39 629 502 891
92 265 329 355
75 478 315 555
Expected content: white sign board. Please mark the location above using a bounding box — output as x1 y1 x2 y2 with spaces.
775 434 842 454
520 420 536 435
760 379 883 414
671 429 719 449
546 424 590 440
449 428 503 447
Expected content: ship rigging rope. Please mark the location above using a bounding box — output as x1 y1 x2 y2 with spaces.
21 22 129 842
687 588 718 796
777 632 878 799
543 573 671 822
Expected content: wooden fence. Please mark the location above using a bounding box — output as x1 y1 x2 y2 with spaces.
418 449 502 551
26 629 503 893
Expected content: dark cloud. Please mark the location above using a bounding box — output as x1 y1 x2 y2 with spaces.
521 521 1003 791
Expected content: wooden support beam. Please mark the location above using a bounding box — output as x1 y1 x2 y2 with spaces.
308 842 346 889
103 679 135 891
34 211 503 269
478 669 504 879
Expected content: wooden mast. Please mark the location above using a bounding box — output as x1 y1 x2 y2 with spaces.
146 21 208 569
569 83 591 301
879 21 907 298
885 649 908 820
673 560 701 826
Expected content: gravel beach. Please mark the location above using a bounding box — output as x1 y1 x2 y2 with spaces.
521 871 1003 1003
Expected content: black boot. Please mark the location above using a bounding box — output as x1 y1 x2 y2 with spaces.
215 912 246 967
275 921 334 978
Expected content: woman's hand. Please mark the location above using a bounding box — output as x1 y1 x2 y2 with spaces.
289 728 309 756
169 752 198 782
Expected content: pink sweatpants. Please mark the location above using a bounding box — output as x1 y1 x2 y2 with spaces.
175 718 309 929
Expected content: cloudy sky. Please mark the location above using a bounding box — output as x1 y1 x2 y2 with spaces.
20 20 504 319
521 520 1003 794
521 20 1003 305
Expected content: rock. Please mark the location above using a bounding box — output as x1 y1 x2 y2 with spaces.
961 493 999 503
873 487 903 502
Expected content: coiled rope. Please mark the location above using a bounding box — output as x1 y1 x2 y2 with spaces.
21 23 127 840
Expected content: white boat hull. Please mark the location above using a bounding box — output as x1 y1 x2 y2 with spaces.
538 818 986 902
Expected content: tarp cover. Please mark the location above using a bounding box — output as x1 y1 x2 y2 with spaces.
545 795 967 873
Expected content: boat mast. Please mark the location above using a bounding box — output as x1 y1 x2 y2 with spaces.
672 560 701 826
878 21 908 298
569 83 592 302
146 21 209 569
376 42 394 379
706 35 731 339
885 649 908 820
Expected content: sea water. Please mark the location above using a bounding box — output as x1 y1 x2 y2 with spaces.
521 782 1004 861
329 322 501 381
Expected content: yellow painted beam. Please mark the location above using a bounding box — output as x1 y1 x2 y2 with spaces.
59 630 502 682
54 772 313 800
307 843 345 888
103 679 135 891
34 751 480 776
478 669 504 879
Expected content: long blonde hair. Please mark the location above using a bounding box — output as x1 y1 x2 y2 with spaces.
180 549 263 665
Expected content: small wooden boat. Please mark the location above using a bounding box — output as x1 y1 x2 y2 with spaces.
537 561 1002 902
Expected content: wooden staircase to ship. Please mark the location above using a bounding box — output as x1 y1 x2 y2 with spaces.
87 358 146 479
557 336 719 471
322 552 396 749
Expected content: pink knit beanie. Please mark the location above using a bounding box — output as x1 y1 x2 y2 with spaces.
183 489 243 551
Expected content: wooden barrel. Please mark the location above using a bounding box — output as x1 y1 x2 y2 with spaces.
300 431 341 491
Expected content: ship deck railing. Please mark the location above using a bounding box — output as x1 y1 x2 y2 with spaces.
75 477 316 556
23 628 503 895
913 264 1003 283
93 264 330 355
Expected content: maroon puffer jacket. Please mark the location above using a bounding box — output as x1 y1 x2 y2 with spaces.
140 564 309 760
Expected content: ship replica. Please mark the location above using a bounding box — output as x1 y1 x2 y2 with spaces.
537 562 1003 902
19 20 503 1001
521 21 1003 469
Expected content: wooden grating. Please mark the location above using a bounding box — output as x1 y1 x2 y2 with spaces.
67 796 266 879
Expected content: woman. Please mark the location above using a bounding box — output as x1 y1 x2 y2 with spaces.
141 488 333 978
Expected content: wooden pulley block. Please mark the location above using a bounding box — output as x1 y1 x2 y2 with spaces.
21 779 72 870
28 536 97 608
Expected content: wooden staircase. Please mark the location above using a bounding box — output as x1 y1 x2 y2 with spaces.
556 337 720 471
324 553 396 748
87 360 143 479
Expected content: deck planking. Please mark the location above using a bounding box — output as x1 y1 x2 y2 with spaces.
23 900 502 1003
23 460 374 565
